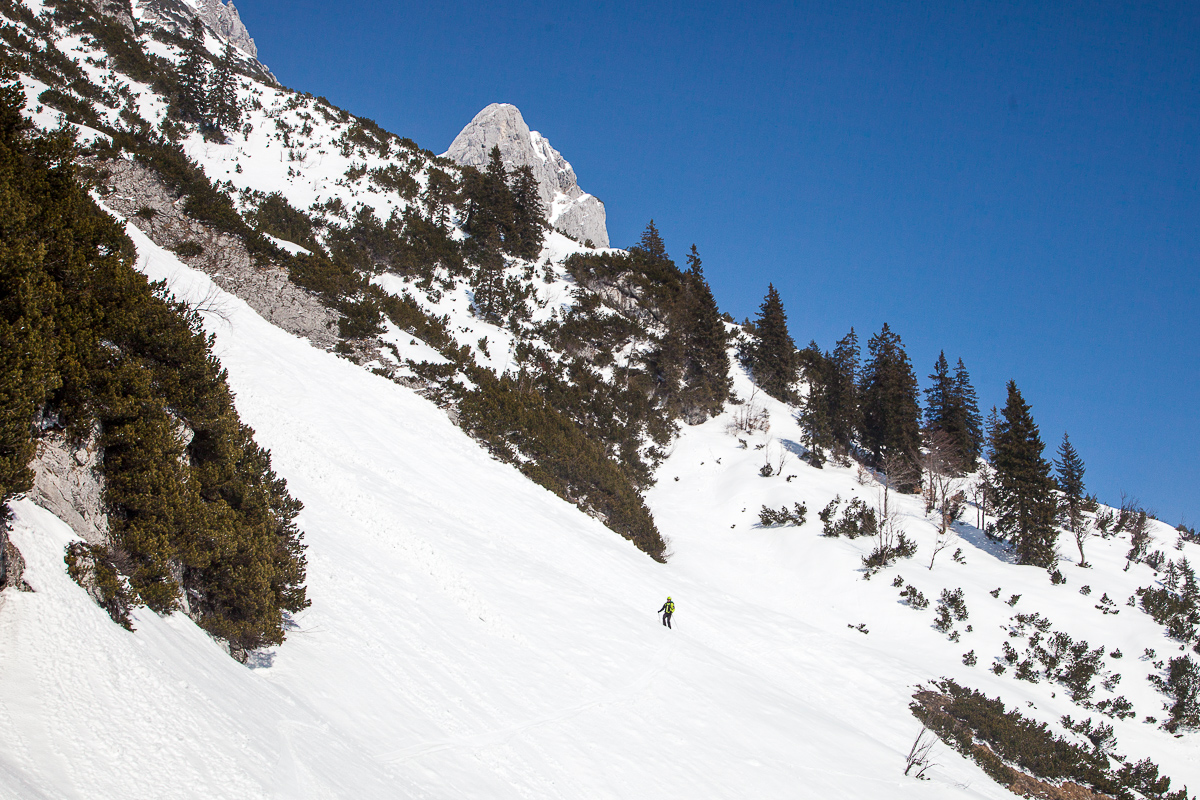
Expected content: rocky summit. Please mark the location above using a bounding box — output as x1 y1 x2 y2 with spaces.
445 103 610 248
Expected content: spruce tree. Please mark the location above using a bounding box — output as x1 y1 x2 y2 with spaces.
925 351 953 432
634 219 668 262
1055 432 1088 563
176 19 209 122
924 353 982 471
951 358 983 467
462 146 513 251
828 328 860 457
859 323 921 489
676 245 730 420
992 381 1058 567
984 405 1001 460
797 342 834 465
206 42 241 131
508 164 544 259
747 284 798 402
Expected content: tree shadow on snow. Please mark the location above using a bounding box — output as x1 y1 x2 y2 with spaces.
780 438 807 459
954 520 1018 565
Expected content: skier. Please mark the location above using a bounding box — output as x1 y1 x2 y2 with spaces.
658 596 675 629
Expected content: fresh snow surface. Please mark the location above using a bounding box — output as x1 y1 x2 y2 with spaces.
2 218 1026 800
4 6 1199 793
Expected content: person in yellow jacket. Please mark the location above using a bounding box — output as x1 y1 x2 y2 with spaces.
658 597 675 629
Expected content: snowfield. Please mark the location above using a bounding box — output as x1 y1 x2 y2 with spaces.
0 218 1010 799
2 211 1197 799
2 1 1198 795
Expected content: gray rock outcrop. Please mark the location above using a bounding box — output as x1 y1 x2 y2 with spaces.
86 0 135 33
444 103 609 248
29 429 109 546
196 0 257 57
96 157 341 351
137 0 274 82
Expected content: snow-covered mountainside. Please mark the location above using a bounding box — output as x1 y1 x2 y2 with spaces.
445 102 610 248
2 2 1200 798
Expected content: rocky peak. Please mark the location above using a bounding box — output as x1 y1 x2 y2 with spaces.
195 0 257 57
445 103 609 249
137 0 259 59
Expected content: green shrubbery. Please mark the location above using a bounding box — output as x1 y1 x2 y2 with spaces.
913 680 1192 800
758 503 807 528
0 78 307 655
458 370 666 561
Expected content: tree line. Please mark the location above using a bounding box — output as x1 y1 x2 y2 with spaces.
743 283 1102 571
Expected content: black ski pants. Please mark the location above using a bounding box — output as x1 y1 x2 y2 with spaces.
662 611 673 629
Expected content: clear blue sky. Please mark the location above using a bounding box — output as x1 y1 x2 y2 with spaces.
238 0 1200 527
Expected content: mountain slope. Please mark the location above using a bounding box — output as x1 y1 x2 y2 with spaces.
2 1 1199 798
3 225 1004 799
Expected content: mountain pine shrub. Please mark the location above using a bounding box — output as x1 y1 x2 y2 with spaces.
0 77 307 655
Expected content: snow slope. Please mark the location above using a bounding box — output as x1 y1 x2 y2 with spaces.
1 216 1017 799
3 3 1198 796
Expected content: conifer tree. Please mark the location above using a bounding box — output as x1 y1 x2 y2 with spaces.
1055 432 1089 564
828 328 860 457
797 342 834 465
206 41 241 131
925 351 953 432
924 352 982 471
508 164 544 259
952 357 983 467
860 323 921 489
676 245 730 419
992 381 1058 567
176 19 209 122
0 80 59 511
985 405 1001 460
463 146 514 252
0 77 307 650
634 219 668 262
746 284 798 402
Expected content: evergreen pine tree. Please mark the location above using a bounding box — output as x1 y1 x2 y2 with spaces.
797 342 834 465
985 405 1001 460
925 351 953 432
0 80 60 510
508 164 544 260
176 19 209 122
828 328 860 457
860 323 922 489
952 357 983 467
206 42 241 131
992 381 1058 567
746 284 798 402
634 219 668 261
462 146 513 251
1055 432 1088 562
676 245 730 420
924 352 982 471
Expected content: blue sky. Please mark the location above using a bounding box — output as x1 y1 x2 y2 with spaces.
238 0 1199 526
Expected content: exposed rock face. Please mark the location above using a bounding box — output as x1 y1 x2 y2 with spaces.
0 533 29 592
29 429 109 546
136 0 274 82
86 0 136 33
444 103 609 248
195 0 257 57
96 157 341 351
